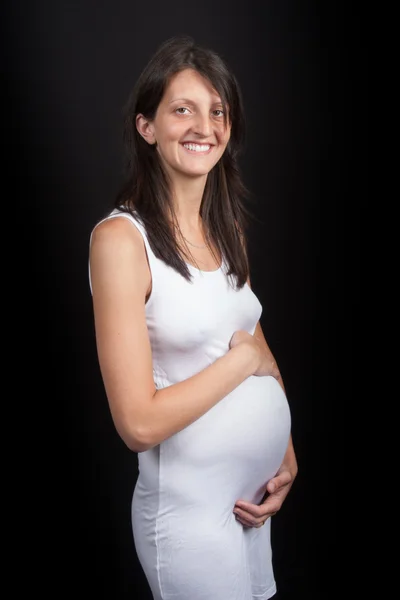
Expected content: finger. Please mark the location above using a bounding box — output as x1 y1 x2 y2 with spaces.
234 512 266 528
234 513 252 528
234 501 265 518
234 507 270 526
267 470 292 493
235 515 267 529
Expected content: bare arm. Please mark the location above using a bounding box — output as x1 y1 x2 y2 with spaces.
90 217 261 453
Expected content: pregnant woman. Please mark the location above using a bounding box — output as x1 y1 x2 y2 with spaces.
89 35 298 600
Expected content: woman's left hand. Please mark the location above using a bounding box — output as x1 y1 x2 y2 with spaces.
233 459 297 528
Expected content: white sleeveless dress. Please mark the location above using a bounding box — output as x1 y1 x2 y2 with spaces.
89 209 292 600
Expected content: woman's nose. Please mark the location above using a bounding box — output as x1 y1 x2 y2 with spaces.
192 112 213 138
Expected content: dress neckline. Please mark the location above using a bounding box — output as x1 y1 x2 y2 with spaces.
186 259 224 275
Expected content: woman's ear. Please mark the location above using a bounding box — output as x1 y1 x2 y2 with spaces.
136 114 156 145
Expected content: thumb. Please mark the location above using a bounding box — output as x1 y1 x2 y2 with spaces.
267 469 292 493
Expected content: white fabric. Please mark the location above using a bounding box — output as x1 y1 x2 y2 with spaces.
89 209 291 600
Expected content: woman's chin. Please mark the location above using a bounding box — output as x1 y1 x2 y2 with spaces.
175 167 213 179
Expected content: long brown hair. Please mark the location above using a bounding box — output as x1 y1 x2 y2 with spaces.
115 35 252 288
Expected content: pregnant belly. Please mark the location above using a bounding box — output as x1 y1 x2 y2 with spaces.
160 375 291 509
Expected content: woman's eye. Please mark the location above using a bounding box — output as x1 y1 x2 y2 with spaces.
213 109 224 117
176 107 190 115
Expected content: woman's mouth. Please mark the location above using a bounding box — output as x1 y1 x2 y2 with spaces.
181 143 213 154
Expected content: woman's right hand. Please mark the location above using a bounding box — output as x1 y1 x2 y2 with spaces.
229 330 280 378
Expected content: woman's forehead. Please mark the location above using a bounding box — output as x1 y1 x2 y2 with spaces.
163 69 222 104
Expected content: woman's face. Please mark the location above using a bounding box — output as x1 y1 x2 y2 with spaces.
137 68 231 181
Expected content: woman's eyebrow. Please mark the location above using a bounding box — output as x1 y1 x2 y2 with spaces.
168 97 223 105
168 97 194 104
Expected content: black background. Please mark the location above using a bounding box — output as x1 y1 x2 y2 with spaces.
4 1 362 598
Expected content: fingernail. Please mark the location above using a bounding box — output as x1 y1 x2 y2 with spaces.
268 483 275 492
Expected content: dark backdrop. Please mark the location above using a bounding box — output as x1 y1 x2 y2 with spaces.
4 1 362 598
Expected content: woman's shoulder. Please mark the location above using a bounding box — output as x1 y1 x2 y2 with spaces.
90 210 147 262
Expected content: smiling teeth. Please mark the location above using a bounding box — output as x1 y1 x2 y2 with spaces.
183 143 210 152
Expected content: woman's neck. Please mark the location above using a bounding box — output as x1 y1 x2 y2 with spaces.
170 175 207 229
